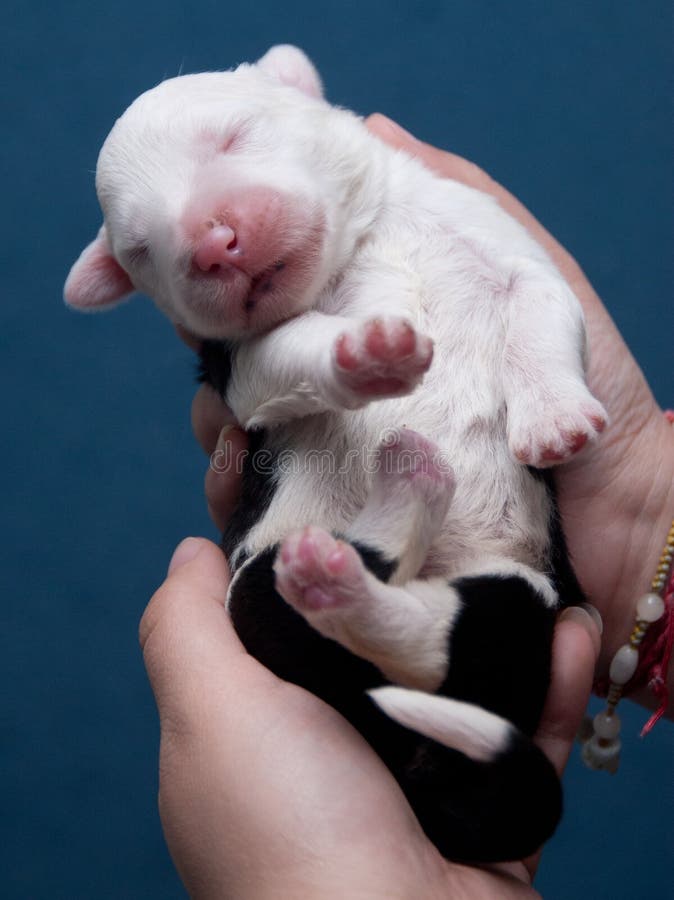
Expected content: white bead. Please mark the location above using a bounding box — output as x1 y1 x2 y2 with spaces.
582 735 621 773
636 592 665 623
593 710 621 740
609 645 638 684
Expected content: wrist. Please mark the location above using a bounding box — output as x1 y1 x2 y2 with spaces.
595 411 674 679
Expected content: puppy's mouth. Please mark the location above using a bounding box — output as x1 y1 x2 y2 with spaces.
186 255 287 308
181 256 295 338
243 260 286 312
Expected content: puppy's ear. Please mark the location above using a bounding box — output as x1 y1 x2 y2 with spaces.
256 45 323 99
64 225 134 311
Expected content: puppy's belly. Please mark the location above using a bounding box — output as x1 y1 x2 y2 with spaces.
239 412 551 574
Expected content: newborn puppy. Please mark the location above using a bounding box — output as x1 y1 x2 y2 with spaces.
65 45 606 863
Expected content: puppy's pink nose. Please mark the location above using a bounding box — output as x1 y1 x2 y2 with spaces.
193 225 240 273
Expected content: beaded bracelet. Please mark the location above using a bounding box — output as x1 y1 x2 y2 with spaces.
580 411 674 772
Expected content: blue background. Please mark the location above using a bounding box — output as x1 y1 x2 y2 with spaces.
2 1 672 897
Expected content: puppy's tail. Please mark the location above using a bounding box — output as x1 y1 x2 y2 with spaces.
368 686 562 862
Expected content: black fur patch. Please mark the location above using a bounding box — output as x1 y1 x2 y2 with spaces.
198 339 236 396
345 540 396 582
228 549 428 817
228 548 386 709
525 467 585 608
441 574 556 735
229 552 562 863
197 339 281 563
221 429 279 561
402 720 562 862
540 470 586 609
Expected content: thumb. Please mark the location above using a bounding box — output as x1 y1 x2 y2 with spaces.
534 605 602 776
521 605 601 880
139 537 254 732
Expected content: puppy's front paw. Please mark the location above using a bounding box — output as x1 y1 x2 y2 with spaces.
509 392 607 467
331 317 433 405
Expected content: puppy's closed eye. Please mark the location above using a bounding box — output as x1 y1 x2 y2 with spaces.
220 132 240 154
219 129 249 155
123 242 151 267
218 117 257 154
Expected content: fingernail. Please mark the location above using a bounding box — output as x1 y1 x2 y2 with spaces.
559 605 602 654
210 425 236 475
580 602 603 635
215 424 235 452
168 537 203 574
559 605 592 629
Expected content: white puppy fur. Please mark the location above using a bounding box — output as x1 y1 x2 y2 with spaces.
368 687 512 763
66 44 605 734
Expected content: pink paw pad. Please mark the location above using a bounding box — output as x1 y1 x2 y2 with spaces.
588 412 607 433
540 431 588 461
511 399 608 467
274 526 366 613
334 317 433 399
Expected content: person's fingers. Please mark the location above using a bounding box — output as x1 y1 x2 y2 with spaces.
177 327 246 520
205 425 249 530
174 323 202 352
517 605 601 879
139 538 306 897
185 350 247 529
533 605 602 776
190 383 235 455
139 538 273 736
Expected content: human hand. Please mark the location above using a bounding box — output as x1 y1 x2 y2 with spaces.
140 537 600 899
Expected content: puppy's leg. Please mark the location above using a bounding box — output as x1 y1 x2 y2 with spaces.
274 527 458 690
346 427 455 584
271 526 563 861
227 548 387 712
274 428 456 690
275 544 558 728
221 313 433 428
369 557 561 863
436 555 558 734
369 682 562 863
500 262 607 466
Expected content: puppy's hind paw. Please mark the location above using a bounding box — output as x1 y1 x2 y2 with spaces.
274 526 368 613
509 394 607 468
